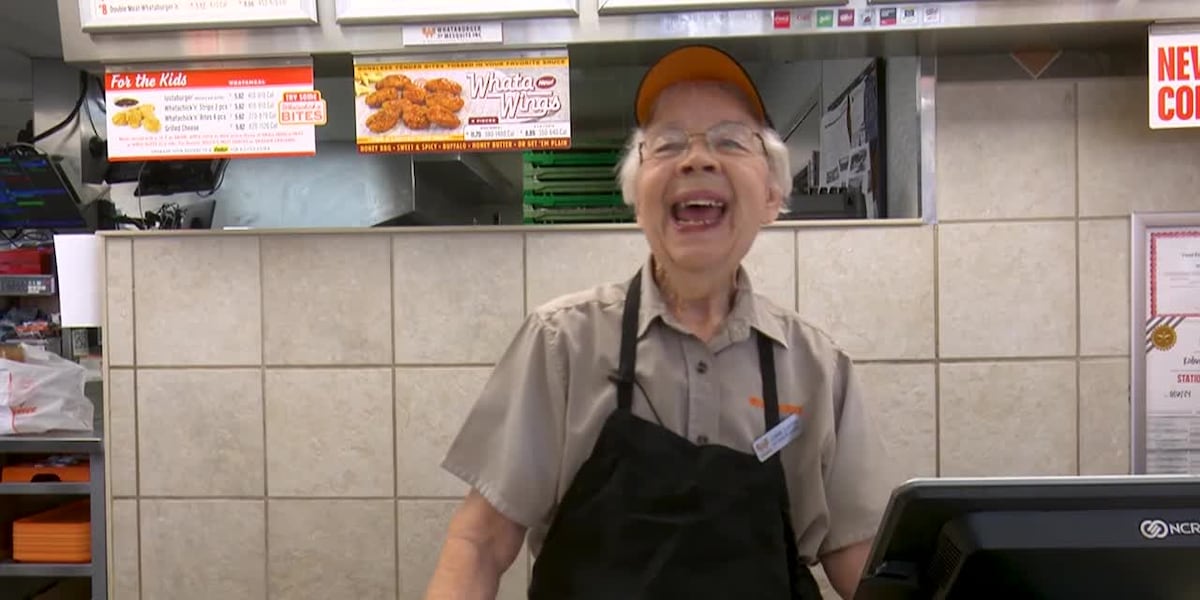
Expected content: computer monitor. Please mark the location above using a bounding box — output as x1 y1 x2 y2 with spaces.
0 147 90 231
855 476 1200 600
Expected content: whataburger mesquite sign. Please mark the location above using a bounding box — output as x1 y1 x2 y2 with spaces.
1149 29 1200 129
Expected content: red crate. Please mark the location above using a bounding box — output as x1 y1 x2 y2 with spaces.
0 248 52 275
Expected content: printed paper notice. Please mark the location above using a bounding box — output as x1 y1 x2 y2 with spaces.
104 65 320 161
1144 314 1200 474
1144 228 1200 475
353 54 571 154
1150 230 1200 317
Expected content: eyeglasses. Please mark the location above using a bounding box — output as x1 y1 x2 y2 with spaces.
638 122 766 162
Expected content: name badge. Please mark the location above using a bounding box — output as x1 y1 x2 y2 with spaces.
753 414 802 462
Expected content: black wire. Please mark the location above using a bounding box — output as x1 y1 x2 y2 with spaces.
608 369 665 426
197 159 230 197
633 378 665 427
29 71 87 143
82 77 99 139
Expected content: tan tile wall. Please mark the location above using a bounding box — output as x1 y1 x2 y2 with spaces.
102 75 1196 599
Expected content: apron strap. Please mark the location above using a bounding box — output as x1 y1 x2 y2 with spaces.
756 332 780 430
757 329 822 599
615 269 643 412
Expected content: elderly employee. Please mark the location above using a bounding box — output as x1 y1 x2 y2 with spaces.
424 44 892 600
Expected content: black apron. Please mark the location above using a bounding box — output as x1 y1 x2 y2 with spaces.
528 269 823 600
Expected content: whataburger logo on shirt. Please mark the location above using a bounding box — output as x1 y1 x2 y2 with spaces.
748 396 804 416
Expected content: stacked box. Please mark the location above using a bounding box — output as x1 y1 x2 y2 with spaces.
521 148 635 224
12 500 91 563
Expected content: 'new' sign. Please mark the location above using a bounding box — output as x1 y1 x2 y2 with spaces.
1149 29 1200 129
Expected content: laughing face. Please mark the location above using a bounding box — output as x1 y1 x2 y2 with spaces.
633 82 782 277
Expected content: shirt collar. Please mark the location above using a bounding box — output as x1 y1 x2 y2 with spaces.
633 255 789 349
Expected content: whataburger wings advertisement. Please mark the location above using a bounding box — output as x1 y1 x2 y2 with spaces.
353 53 571 154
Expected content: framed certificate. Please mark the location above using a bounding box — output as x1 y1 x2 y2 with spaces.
1132 212 1200 475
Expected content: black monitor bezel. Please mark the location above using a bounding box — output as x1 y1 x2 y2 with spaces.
861 475 1200 590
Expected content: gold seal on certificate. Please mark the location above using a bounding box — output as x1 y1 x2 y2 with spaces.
1152 323 1178 351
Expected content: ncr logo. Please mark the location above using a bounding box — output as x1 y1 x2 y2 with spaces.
1140 519 1200 540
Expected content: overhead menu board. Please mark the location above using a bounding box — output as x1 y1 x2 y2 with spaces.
353 52 571 154
79 0 319 32
104 63 322 161
335 0 577 23
1133 213 1200 475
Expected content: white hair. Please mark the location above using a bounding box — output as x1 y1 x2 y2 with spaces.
615 126 792 207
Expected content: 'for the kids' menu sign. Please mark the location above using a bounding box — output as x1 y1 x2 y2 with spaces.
104 64 322 161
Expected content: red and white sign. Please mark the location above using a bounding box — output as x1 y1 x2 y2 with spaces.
103 65 321 161
1149 30 1200 129
772 10 790 29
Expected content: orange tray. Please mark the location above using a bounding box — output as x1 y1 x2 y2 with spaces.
12 500 91 563
1 457 90 484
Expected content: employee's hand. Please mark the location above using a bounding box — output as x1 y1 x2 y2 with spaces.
424 489 526 600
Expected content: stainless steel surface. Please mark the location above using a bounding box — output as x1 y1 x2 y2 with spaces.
0 431 103 453
206 142 416 228
917 54 936 224
32 59 88 198
90 451 107 600
0 483 92 495
0 560 93 578
0 0 63 58
56 0 1200 66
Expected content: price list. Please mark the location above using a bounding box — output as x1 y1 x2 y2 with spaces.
81 0 318 31
104 66 321 161
230 90 283 132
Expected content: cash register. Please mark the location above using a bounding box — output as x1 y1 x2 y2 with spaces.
855 475 1200 600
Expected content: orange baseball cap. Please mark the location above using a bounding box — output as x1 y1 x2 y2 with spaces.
634 44 770 126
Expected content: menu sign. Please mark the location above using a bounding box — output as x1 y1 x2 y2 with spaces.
80 0 319 31
335 0 577 23
104 65 321 161
353 54 571 154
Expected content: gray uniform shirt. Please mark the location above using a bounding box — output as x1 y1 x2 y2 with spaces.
442 257 894 563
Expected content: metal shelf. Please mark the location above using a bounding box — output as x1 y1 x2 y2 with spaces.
0 482 91 495
0 363 106 597
0 559 92 578
0 275 55 297
0 431 102 453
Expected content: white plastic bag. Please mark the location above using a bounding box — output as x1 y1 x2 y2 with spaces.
0 344 93 435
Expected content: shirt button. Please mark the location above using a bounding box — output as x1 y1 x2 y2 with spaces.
697 435 709 444
696 361 708 374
